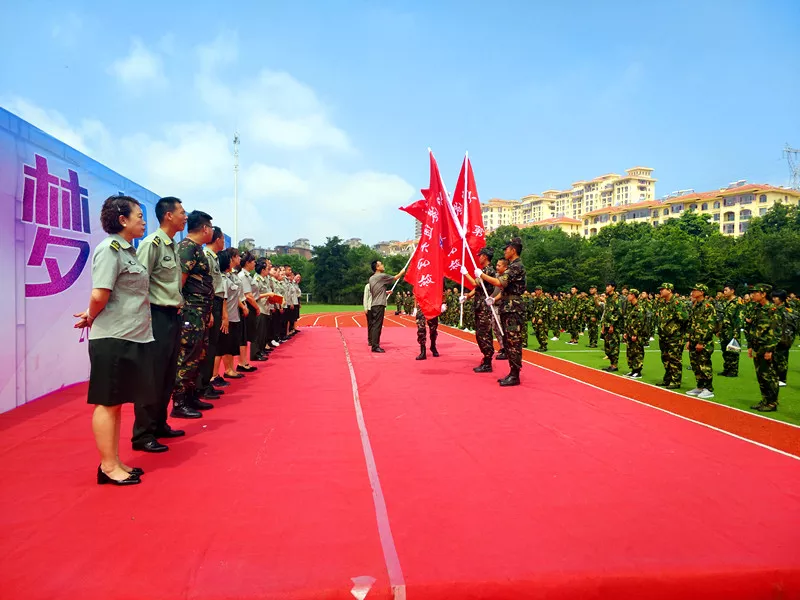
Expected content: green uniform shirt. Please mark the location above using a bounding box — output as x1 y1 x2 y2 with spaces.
688 299 716 344
89 234 154 343
136 228 182 308
204 247 225 299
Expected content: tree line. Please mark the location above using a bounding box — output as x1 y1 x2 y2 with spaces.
269 204 800 303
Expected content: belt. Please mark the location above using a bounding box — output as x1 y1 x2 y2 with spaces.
151 304 180 314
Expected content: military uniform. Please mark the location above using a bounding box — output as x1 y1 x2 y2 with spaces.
586 290 602 347
496 255 527 384
718 296 742 376
624 290 646 376
133 227 187 444
687 284 716 395
775 302 798 385
415 300 439 359
199 246 226 392
748 284 782 411
473 265 499 369
174 238 214 414
531 288 550 351
601 289 622 370
656 284 688 387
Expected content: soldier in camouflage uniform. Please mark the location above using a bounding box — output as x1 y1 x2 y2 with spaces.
586 286 602 348
465 247 499 372
404 292 414 316
549 293 562 340
748 283 781 411
655 283 688 389
623 288 646 378
567 286 582 344
475 237 527 386
531 286 550 352
717 284 742 377
686 284 716 398
173 211 216 417
601 282 622 372
522 291 533 348
772 289 797 387
414 296 439 360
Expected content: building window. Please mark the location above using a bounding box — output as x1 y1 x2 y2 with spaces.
584 219 589 225
739 222 750 233
671 204 683 214
584 229 588 236
740 209 752 221
759 194 767 203
741 195 753 204
689 204 697 210
724 211 735 222
612 215 617 222
663 208 669 216
713 213 720 221
652 220 659 226
724 196 738 206
701 203 708 210
759 208 767 216
723 224 735 234
713 201 721 209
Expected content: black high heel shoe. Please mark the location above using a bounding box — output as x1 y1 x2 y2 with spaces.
97 465 141 486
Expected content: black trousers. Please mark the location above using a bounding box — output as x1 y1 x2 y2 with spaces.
132 305 180 443
365 310 373 344
251 313 270 359
368 305 386 348
199 297 223 388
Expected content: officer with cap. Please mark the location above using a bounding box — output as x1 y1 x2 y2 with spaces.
655 283 688 389
748 283 782 411
686 283 716 398
132 197 189 453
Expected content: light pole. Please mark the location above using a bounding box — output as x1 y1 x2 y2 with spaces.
233 132 240 247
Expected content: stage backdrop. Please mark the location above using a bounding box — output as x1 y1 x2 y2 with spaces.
0 107 229 414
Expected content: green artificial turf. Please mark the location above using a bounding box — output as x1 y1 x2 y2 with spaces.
300 304 364 315
525 327 800 426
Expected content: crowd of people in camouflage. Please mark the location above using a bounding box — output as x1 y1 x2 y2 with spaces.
78 195 302 486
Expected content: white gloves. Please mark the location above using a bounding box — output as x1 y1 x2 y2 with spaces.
440 303 447 313
485 297 495 306
458 295 466 304
474 268 483 278
460 265 469 276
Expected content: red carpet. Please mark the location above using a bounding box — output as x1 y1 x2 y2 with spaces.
1 323 800 599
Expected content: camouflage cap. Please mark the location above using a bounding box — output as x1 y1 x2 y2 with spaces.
658 282 674 291
478 246 494 260
628 288 640 297
534 285 543 291
588 284 598 289
693 283 709 295
750 283 772 294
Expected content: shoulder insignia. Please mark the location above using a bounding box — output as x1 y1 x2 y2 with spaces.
110 240 120 252
152 236 161 246
787 308 793 313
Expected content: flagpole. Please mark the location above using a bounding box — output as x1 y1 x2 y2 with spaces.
389 244 416 295
458 151 469 328
431 148 503 336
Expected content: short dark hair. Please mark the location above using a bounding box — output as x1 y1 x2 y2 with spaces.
773 289 787 303
607 281 617 288
723 283 736 291
100 195 141 234
218 250 232 272
255 258 268 274
371 260 379 273
241 252 255 267
211 226 223 244
497 258 509 266
228 247 240 258
155 196 182 223
506 236 522 255
187 210 213 233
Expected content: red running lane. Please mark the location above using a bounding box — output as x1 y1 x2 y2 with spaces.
343 327 800 599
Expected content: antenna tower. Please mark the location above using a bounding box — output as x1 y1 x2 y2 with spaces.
785 143 800 189
233 132 240 246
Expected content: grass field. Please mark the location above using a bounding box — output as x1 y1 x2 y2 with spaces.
300 304 363 315
526 328 800 426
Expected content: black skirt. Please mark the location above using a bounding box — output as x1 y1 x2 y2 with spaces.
217 321 242 357
87 338 154 406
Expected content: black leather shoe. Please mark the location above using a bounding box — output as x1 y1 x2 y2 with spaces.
500 375 521 387
129 467 144 476
496 352 507 360
430 346 439 357
253 355 269 362
372 347 386 353
155 427 185 438
473 363 492 373
170 404 202 419
97 466 141 486
237 365 258 372
192 398 214 410
202 389 221 400
211 377 230 387
132 439 169 453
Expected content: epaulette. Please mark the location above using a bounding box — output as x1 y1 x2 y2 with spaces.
110 240 121 252
787 307 793 313
152 236 162 247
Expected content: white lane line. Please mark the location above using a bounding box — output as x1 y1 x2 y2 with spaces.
338 329 406 600
334 315 340 328
352 315 362 328
436 328 800 461
313 315 323 326
384 315 409 328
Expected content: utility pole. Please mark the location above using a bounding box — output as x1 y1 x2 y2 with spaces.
233 132 240 247
785 143 800 190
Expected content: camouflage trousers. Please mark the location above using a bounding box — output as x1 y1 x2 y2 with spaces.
568 318 581 341
501 311 525 372
551 320 560 339
174 304 210 399
522 319 529 348
753 352 779 405
719 332 740 375
603 327 620 365
775 343 790 382
626 337 644 372
475 307 495 360
533 320 549 350
416 312 438 346
659 335 683 385
688 340 714 390
587 320 599 346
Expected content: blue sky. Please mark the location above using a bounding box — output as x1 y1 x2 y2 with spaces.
1 0 798 247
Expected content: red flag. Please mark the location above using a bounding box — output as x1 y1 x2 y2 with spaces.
399 198 427 223
442 155 485 286
404 152 445 320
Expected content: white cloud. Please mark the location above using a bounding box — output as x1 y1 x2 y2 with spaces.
109 38 166 88
242 164 310 198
